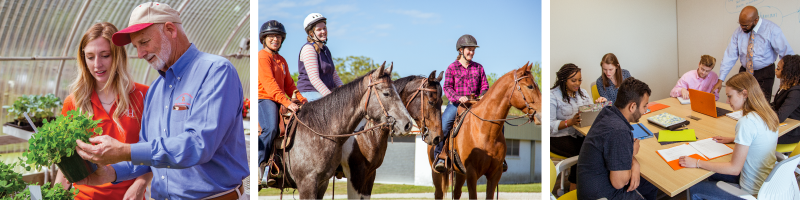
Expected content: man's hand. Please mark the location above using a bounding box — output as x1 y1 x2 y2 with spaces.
627 158 640 192
76 135 131 166
713 80 723 94
74 164 116 186
681 88 690 99
633 139 640 156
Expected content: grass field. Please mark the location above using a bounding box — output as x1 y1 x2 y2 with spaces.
259 180 540 196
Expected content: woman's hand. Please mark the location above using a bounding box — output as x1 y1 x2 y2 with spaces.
712 136 734 144
679 156 700 168
458 96 469 104
123 172 152 200
288 103 300 112
595 97 608 103
569 113 581 126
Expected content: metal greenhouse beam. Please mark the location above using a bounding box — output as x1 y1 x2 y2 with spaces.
54 0 92 95
218 13 250 55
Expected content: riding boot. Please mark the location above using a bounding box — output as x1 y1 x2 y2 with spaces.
434 141 450 173
335 165 344 179
503 159 508 172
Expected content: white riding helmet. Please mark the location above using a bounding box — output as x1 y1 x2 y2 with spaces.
303 13 326 32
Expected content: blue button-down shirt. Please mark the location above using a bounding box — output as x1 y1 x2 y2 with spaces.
719 18 794 81
110 44 249 200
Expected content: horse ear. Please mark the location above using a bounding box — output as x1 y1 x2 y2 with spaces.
525 61 532 71
374 61 386 80
436 71 444 82
384 62 394 75
428 70 436 80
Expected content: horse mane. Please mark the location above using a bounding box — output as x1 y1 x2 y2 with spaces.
296 69 389 132
394 75 443 103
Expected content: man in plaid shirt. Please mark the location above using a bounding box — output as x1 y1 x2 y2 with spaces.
434 34 490 172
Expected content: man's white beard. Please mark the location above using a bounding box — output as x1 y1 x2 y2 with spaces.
149 34 172 71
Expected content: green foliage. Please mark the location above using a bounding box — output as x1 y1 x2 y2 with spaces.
0 160 28 198
2 183 78 200
531 62 542 89
24 110 102 169
487 73 499 87
334 56 400 84
2 94 62 123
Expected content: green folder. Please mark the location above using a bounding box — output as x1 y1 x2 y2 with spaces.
657 129 697 142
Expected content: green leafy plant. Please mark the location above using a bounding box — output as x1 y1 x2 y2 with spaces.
0 159 28 198
2 94 62 124
1 183 78 200
23 110 102 169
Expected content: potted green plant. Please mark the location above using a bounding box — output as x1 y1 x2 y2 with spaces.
2 94 62 134
0 183 78 200
23 110 101 183
0 160 27 198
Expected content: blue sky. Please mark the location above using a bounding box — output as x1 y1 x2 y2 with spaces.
258 0 541 77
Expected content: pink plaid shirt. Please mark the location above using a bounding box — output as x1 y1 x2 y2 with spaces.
443 60 489 104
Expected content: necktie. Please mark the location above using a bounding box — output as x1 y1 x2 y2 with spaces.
746 32 755 74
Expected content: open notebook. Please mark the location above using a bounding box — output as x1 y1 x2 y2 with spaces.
656 138 734 170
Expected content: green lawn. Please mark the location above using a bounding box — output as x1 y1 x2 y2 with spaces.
259 180 540 196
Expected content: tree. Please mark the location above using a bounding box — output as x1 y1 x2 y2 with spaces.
334 56 400 84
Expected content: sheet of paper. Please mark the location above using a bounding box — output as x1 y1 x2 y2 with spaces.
656 143 704 161
689 138 733 160
726 110 743 121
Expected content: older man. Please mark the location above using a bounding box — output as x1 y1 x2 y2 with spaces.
713 6 794 101
73 2 249 200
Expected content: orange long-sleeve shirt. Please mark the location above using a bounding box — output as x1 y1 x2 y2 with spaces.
258 49 307 106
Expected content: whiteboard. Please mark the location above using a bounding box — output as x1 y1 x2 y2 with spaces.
551 0 679 101
677 0 800 102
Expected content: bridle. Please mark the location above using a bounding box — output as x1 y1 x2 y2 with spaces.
460 73 539 126
404 78 438 141
291 74 396 138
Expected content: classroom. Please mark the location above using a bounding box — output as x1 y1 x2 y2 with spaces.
550 0 800 199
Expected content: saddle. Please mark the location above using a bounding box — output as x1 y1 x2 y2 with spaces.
263 99 302 189
434 97 479 174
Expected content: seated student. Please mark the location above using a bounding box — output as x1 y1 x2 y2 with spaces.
550 63 605 189
680 72 780 199
577 77 658 200
772 55 800 144
596 53 632 102
670 55 720 100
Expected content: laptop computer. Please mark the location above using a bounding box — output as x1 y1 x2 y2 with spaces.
689 89 732 118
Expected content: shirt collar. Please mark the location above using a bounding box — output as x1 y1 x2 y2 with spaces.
454 60 474 69
159 43 199 78
753 18 763 34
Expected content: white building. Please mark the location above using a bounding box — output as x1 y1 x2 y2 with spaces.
373 118 541 186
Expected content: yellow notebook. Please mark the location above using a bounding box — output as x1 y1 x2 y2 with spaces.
657 129 697 142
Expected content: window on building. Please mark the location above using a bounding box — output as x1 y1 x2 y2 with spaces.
506 139 520 156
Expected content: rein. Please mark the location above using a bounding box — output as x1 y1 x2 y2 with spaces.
404 78 438 140
290 75 396 138
460 73 538 126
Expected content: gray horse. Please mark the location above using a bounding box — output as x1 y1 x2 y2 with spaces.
285 62 414 199
341 71 445 199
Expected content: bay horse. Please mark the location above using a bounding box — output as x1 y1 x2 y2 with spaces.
427 62 542 199
283 62 414 199
341 70 445 199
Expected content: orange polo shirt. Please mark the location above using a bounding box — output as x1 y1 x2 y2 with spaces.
62 82 148 200
258 49 307 106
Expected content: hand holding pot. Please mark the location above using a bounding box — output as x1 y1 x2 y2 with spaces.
76 135 131 166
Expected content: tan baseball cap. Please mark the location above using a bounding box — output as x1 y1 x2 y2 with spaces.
111 2 181 46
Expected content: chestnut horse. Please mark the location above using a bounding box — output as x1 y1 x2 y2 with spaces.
341 71 445 199
427 62 542 199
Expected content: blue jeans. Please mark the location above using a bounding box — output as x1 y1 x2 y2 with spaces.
689 173 745 200
300 91 323 102
434 103 459 157
258 99 280 165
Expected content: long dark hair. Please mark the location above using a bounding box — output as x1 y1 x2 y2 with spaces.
551 63 585 103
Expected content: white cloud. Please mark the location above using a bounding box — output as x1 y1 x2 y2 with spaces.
389 9 441 24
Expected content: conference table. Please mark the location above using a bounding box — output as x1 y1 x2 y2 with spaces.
573 97 800 197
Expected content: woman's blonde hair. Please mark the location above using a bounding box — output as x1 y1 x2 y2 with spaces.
306 20 326 53
699 55 716 68
70 22 138 131
726 72 779 131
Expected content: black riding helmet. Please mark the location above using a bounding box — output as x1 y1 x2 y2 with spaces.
260 20 286 51
456 34 479 53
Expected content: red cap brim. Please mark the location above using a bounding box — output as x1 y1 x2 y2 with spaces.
111 23 154 46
